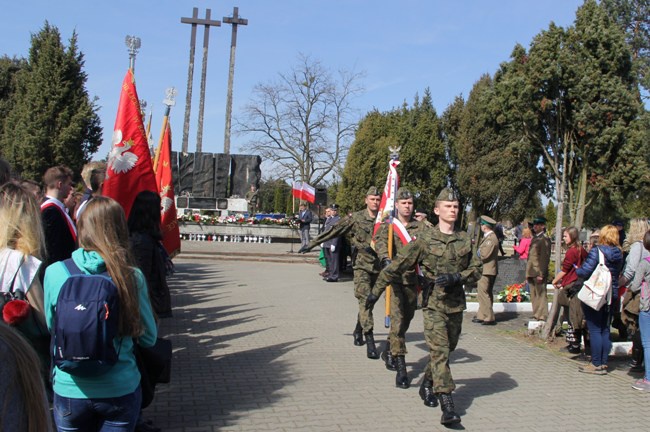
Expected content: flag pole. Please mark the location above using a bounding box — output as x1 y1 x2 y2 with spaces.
154 88 177 172
385 146 400 328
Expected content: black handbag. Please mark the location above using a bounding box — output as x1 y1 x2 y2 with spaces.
135 337 172 408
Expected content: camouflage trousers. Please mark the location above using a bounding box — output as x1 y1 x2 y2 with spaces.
387 284 418 356
354 270 379 333
423 308 463 393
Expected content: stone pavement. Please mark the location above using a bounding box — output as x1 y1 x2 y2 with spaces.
146 242 649 431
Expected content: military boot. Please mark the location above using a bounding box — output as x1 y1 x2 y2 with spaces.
437 393 461 425
381 340 396 370
395 356 409 389
418 378 438 407
353 321 364 346
365 332 379 359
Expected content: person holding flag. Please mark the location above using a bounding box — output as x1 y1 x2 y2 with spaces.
298 187 382 360
369 188 482 426
368 188 429 389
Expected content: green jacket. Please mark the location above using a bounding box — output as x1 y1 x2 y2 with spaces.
308 209 380 273
373 225 482 313
374 218 428 288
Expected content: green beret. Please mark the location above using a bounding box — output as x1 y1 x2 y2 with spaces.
480 215 496 227
533 216 547 225
396 187 413 200
436 188 458 202
366 186 380 196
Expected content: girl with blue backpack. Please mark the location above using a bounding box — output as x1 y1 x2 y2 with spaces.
44 196 157 431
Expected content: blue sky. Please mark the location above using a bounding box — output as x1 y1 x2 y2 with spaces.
2 0 584 165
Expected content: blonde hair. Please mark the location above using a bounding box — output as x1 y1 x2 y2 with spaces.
0 182 46 259
0 322 52 432
522 227 532 238
77 197 142 337
627 218 649 244
80 161 105 189
598 224 621 248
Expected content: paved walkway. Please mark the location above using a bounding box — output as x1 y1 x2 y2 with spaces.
147 242 649 431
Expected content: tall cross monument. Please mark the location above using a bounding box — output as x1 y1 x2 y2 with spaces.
222 7 248 155
181 8 221 153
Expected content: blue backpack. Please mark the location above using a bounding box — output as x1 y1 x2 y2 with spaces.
53 259 121 377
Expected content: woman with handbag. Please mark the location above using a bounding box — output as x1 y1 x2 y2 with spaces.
44 197 157 431
551 227 587 354
619 218 650 371
626 230 650 391
0 182 50 381
575 224 624 375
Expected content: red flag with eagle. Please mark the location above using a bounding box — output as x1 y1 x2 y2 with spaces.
103 69 158 218
372 159 400 237
155 122 181 257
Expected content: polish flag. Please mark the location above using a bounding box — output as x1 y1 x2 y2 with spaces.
373 159 400 237
292 181 316 203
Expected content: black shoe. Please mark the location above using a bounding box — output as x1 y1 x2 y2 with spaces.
471 317 484 324
395 356 409 389
419 379 438 407
381 344 396 371
438 393 461 425
560 345 582 354
324 278 338 282
481 320 496 326
365 332 379 359
353 321 364 346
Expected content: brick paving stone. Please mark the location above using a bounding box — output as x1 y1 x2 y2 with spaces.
146 255 649 431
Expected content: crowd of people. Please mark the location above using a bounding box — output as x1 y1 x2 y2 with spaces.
0 158 171 432
297 184 650 425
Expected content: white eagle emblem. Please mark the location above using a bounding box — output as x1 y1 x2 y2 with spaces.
108 130 138 174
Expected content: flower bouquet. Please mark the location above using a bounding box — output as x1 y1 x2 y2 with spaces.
497 282 530 303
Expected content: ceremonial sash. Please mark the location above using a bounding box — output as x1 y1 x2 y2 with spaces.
41 197 77 242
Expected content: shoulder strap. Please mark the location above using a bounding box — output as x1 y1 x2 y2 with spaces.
63 258 82 276
8 254 25 295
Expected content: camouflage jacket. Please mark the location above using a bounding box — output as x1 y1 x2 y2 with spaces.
373 225 482 313
374 219 428 288
308 209 380 273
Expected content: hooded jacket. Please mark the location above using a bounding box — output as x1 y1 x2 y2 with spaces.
576 245 624 300
44 248 157 399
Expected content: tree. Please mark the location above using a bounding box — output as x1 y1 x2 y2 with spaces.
0 23 102 180
602 0 650 99
337 91 447 213
238 54 363 186
507 1 641 270
0 56 27 138
452 73 544 224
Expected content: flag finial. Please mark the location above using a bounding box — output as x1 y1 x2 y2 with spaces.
125 35 141 71
388 145 401 160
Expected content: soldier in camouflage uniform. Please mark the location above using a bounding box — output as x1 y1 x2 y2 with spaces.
369 188 481 426
370 188 429 389
299 187 382 359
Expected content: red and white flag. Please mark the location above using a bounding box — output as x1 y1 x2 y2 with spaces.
155 122 181 258
103 69 158 219
292 181 316 203
373 159 400 237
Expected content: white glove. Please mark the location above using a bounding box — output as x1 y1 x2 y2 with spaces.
330 245 336 252
320 243 324 248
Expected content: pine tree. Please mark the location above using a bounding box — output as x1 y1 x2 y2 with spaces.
0 23 101 180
